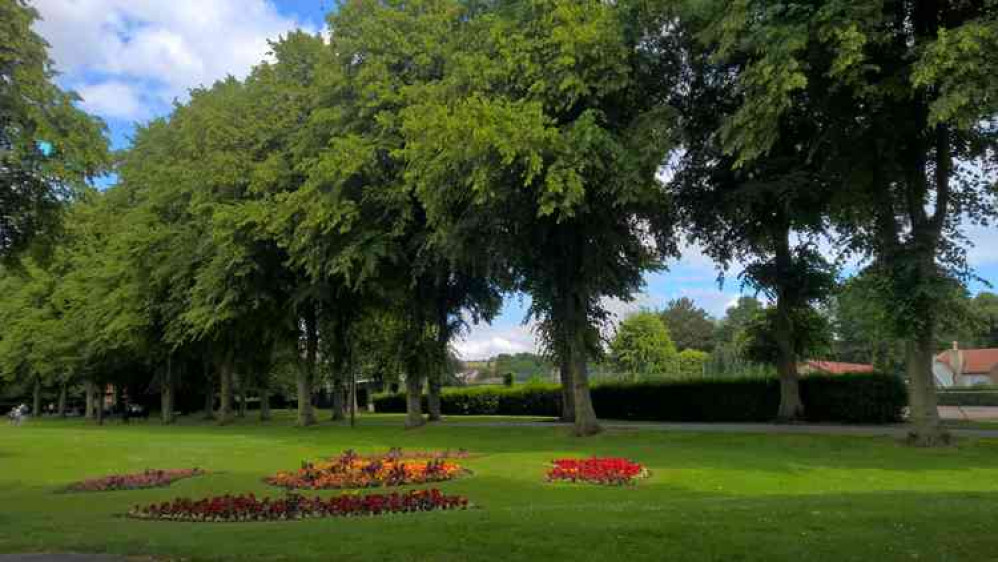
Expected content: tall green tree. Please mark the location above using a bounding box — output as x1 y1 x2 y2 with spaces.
403 0 677 435
609 311 677 379
659 298 716 352
707 0 998 444
1 0 109 260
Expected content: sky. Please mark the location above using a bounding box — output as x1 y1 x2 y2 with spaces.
29 0 998 359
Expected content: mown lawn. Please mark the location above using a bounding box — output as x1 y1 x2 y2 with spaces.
2 411 998 562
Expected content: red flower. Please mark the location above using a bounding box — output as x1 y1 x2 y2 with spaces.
546 458 646 485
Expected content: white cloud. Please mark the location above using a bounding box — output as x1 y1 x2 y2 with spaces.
76 81 145 120
32 0 316 121
454 322 538 360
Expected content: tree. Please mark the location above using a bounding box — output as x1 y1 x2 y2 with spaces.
402 0 677 435
703 0 998 444
659 298 716 352
678 349 709 377
609 312 677 379
1 0 109 260
741 306 833 369
972 292 998 348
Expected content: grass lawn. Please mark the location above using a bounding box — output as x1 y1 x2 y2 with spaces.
3 411 998 561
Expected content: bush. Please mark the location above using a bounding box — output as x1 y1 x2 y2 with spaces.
372 374 906 424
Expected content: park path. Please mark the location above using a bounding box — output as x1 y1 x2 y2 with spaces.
433 419 998 438
0 556 130 562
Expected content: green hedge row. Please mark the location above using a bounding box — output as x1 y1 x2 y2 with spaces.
372 374 907 424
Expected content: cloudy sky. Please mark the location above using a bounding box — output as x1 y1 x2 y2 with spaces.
30 0 998 359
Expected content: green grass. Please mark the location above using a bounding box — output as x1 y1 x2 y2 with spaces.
3 411 998 561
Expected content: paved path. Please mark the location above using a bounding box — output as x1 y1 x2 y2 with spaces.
435 419 998 438
939 405 998 421
0 556 129 562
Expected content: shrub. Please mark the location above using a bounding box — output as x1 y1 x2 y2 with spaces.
372 374 906 424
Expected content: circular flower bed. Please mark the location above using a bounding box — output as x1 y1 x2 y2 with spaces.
127 489 469 522
66 468 206 492
546 458 647 486
265 450 467 490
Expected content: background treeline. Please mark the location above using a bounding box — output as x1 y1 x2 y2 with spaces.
1 0 996 442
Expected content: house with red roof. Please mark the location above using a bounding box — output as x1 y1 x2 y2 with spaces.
932 343 998 387
799 360 875 375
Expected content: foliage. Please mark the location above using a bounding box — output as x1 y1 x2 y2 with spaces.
127 489 469 523
659 298 716 353
546 458 647 486
678 349 709 377
740 306 833 366
609 312 677 379
374 374 907 424
0 0 109 259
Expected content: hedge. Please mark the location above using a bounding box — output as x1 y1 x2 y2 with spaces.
372 374 907 424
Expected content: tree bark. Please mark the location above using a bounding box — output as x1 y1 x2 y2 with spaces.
259 387 272 421
774 230 803 421
57 380 67 417
84 380 95 419
161 356 175 425
906 326 949 446
202 369 215 420
331 372 346 421
558 356 575 422
565 291 600 436
297 303 318 426
235 373 247 418
405 360 426 428
427 368 442 422
217 352 234 425
32 376 42 418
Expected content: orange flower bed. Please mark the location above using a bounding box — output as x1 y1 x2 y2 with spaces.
265 450 467 490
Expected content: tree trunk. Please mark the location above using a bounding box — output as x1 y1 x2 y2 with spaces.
84 380 95 419
32 376 42 418
774 225 804 421
906 332 949 446
571 342 601 436
259 387 272 421
297 304 318 427
57 380 67 417
405 363 426 429
427 369 442 422
331 370 346 421
203 370 215 420
235 374 247 418
558 356 575 422
217 353 234 425
161 356 175 425
95 385 104 426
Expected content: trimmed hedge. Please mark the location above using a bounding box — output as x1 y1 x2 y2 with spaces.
373 374 907 424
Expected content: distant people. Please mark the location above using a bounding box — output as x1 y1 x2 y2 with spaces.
8 404 25 426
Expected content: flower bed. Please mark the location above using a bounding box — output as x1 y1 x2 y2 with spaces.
265 450 467 490
66 468 206 492
546 458 647 486
127 489 469 522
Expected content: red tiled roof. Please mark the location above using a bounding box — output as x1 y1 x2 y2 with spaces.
935 348 998 375
802 360 875 374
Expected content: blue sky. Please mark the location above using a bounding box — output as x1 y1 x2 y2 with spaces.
30 0 998 359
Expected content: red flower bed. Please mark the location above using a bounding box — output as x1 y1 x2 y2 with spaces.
67 468 205 492
546 458 647 485
127 489 469 522
265 450 467 490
